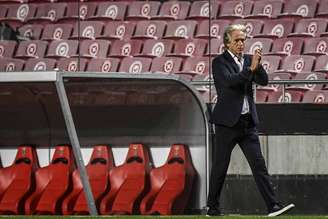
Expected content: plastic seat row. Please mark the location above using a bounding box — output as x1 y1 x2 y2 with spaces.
0 143 196 215
256 90 328 103
1 0 328 24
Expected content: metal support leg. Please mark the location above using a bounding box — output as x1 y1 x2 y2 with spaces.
55 75 98 215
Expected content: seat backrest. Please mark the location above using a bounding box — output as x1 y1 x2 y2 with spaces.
94 2 128 20
261 55 282 74
86 58 120 73
46 40 79 58
249 0 283 18
195 19 231 39
280 55 316 73
219 0 253 18
139 39 174 57
65 2 97 20
267 90 303 103
291 18 327 37
244 38 273 55
317 0 328 17
0 58 25 72
256 19 295 38
314 55 328 72
24 58 56 71
119 57 152 74
0 40 17 58
156 1 190 20
33 2 66 22
171 39 207 57
164 20 197 40
79 40 110 58
205 38 225 56
180 57 210 76
15 40 48 59
303 90 328 103
51 145 75 170
126 1 161 20
150 57 183 74
279 0 318 18
14 146 39 169
269 37 304 56
6 4 37 22
233 19 264 38
56 58 88 72
71 21 104 40
18 24 43 40
291 72 326 90
133 20 167 39
303 37 328 55
188 0 220 19
101 21 136 40
42 24 73 41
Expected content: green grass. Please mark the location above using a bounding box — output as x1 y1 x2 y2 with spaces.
0 216 327 219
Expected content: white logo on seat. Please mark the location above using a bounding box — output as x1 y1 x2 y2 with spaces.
175 25 188 38
6 62 15 71
307 22 318 34
129 61 143 73
23 28 33 38
305 73 318 89
88 42 99 57
164 59 174 73
294 58 305 72
47 10 56 21
34 61 47 71
271 24 284 37
283 41 293 54
210 24 219 37
296 5 309 16
195 61 206 74
250 41 263 54
170 4 180 16
185 42 195 55
26 43 37 56
121 43 131 56
53 28 63 40
56 42 69 57
263 4 273 15
101 60 112 72
141 3 151 16
82 26 95 39
317 41 327 53
152 42 165 57
0 45 4 56
17 4 29 21
68 61 78 72
146 24 157 37
200 3 210 17
278 93 292 103
116 25 126 37
80 5 88 19
314 94 325 103
234 3 244 15
105 5 118 19
245 23 254 35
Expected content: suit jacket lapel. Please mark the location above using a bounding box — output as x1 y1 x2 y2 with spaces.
223 50 240 73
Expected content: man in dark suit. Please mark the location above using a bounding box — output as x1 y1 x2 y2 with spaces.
207 24 295 217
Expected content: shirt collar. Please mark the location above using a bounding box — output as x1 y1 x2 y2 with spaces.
227 50 244 63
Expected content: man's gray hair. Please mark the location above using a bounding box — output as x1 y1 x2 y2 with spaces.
223 24 247 47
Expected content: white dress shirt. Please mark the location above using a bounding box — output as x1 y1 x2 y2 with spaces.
227 50 250 115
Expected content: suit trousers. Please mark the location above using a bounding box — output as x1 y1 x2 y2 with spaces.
207 113 278 211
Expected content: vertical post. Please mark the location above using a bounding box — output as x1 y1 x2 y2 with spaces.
55 74 98 215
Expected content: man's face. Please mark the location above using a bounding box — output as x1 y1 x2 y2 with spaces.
226 30 246 57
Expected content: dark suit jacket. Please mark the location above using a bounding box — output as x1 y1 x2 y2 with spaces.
211 50 268 127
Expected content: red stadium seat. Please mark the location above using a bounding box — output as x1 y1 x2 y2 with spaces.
168 39 207 58
316 0 328 18
46 40 78 59
24 58 56 71
288 19 327 38
233 19 264 38
132 21 166 40
274 55 316 76
261 55 282 74
218 0 253 19
62 145 115 215
88 2 128 21
0 145 39 215
277 0 318 19
302 90 328 103
152 1 190 20
255 90 269 103
267 90 303 103
303 38 328 56
266 37 304 56
73 40 110 59
126 1 161 20
108 39 143 58
150 57 183 74
177 57 210 81
195 20 231 39
28 3 66 24
0 4 37 29
58 2 97 23
253 19 295 39
136 39 174 58
257 72 291 92
244 38 273 55
56 58 88 72
98 21 136 40
118 57 152 74
245 0 283 19
42 23 73 41
15 40 48 59
0 58 25 72
86 58 120 73
0 41 17 58
188 0 220 20
140 144 196 215
287 73 327 91
70 21 104 40
313 55 328 73
25 145 75 215
18 24 43 40
100 143 151 215
163 20 197 40
0 7 7 20
204 39 225 56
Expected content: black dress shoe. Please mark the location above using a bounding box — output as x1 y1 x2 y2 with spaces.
206 207 224 216
268 203 295 217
